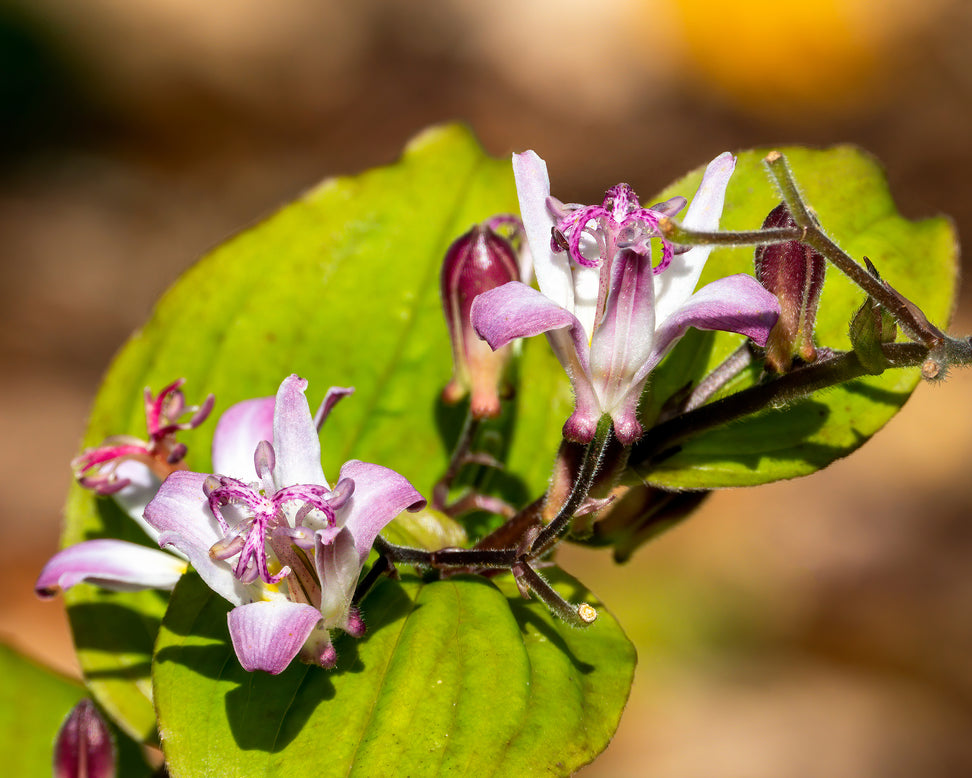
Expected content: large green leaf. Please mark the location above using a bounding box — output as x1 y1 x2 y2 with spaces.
636 145 957 487
0 644 150 776
153 571 634 777
61 125 572 740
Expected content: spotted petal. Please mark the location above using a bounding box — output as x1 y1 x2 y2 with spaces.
633 273 781 388
337 459 426 561
35 539 186 598
144 470 252 606
227 599 323 674
272 375 327 488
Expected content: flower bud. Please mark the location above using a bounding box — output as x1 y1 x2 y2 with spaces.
755 204 826 372
53 699 116 778
441 223 520 418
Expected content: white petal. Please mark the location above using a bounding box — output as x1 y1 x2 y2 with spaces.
571 262 601 342
110 460 167 548
227 599 322 674
654 152 736 326
144 471 252 606
36 539 186 597
272 375 328 488
513 152 573 311
211 395 275 479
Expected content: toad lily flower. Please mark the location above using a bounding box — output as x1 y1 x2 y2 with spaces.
72 379 215 542
73 379 215 496
36 379 215 601
143 374 425 673
471 151 781 445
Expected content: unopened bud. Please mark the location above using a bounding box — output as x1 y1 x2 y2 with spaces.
755 204 826 372
53 699 116 778
441 223 520 418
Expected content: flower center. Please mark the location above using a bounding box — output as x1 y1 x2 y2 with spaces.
204 475 336 586
549 184 676 274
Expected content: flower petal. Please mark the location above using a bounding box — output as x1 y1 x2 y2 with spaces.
110 460 166 545
272 375 328 488
315 526 360 629
513 151 573 311
211 395 275 479
654 152 736 325
472 281 588 358
634 273 781 387
589 250 656 415
313 386 354 432
227 599 322 674
144 470 251 606
35 539 186 598
473 281 603 441
336 460 425 561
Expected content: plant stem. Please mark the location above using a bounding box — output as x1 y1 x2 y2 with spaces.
630 342 933 470
432 410 481 512
512 561 597 627
530 418 615 556
762 151 945 348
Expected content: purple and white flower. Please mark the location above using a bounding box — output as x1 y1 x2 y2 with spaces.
37 380 214 600
38 375 425 674
471 151 781 444
142 375 425 673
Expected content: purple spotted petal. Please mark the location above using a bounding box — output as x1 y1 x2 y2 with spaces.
472 281 604 441
211 395 275 479
227 599 322 674
589 250 656 417
272 375 327 488
336 460 425 561
472 281 589 367
144 470 250 606
35 539 186 598
633 273 781 387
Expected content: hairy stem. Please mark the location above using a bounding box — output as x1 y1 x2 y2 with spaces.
530 418 615 556
631 342 936 470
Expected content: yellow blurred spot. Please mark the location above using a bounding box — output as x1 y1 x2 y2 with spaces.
662 0 939 116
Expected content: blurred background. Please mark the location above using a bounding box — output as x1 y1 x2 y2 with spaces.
2 0 971 775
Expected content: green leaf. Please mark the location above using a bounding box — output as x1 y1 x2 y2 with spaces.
153 571 634 777
61 125 572 739
637 145 957 487
0 644 151 776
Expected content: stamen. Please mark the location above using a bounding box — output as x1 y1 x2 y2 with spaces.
210 534 245 560
254 440 275 482
326 477 355 510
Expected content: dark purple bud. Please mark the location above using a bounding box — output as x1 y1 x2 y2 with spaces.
441 223 520 418
53 699 116 778
755 204 826 372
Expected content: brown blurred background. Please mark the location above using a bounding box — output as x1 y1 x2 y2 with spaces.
2 0 971 775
